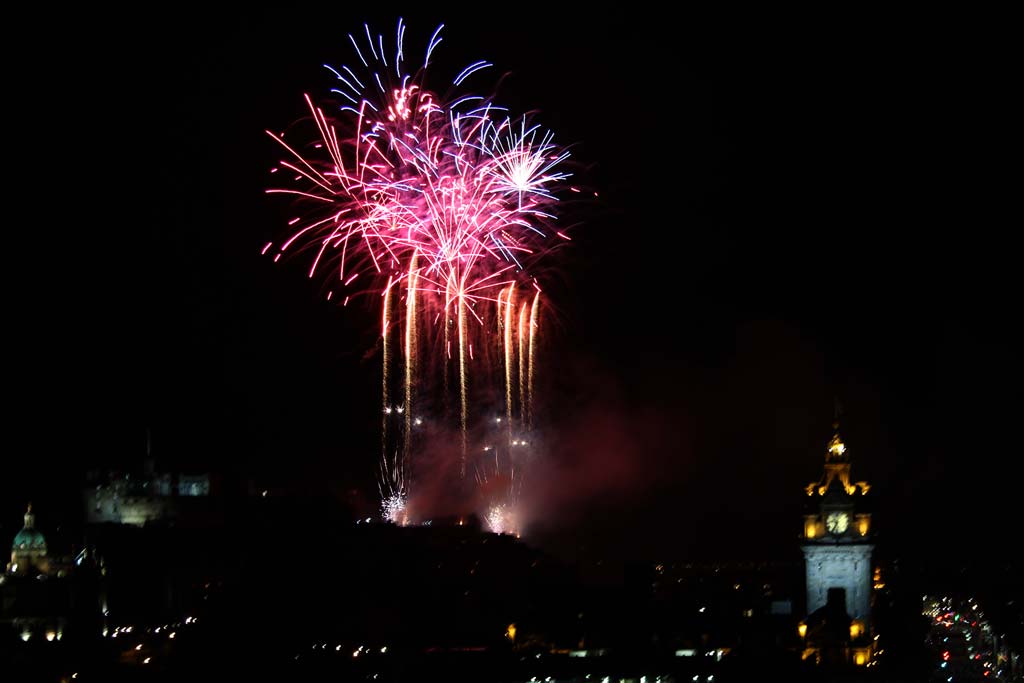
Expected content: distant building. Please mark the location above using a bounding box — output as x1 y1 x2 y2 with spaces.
798 419 875 667
83 455 211 527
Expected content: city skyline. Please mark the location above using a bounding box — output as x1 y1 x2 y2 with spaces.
4 8 1017 569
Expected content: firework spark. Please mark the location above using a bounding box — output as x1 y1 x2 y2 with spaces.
485 503 520 536
382 493 408 526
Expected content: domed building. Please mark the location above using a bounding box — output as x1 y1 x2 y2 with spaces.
8 504 50 575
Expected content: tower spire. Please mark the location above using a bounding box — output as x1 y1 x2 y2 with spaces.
828 399 847 461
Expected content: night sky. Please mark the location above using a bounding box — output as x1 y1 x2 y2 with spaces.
6 9 1018 568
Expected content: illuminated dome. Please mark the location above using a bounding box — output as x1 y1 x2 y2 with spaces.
8 504 51 576
11 505 46 551
13 527 46 551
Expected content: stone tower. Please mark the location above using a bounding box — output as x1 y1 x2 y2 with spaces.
800 420 874 623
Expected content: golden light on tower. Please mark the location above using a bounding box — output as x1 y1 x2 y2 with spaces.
850 620 864 639
804 516 820 538
857 516 870 536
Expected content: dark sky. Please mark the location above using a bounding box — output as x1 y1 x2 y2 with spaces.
5 8 1018 567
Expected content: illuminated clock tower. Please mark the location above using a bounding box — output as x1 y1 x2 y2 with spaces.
801 420 874 623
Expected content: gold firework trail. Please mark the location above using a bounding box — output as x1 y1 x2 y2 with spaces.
502 284 515 440
528 291 540 431
457 294 468 476
403 255 418 467
518 301 528 430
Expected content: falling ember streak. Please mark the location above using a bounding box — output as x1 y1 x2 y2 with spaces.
403 255 418 468
503 285 515 438
528 291 539 431
261 242 273 255
381 284 392 498
443 283 452 419
518 302 528 430
457 295 468 476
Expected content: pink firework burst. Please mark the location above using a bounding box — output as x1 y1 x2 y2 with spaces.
265 19 574 519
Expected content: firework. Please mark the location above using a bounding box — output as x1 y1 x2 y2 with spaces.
381 493 408 526
485 503 520 536
266 20 572 521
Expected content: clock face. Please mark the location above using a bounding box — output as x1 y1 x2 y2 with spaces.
826 512 849 534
